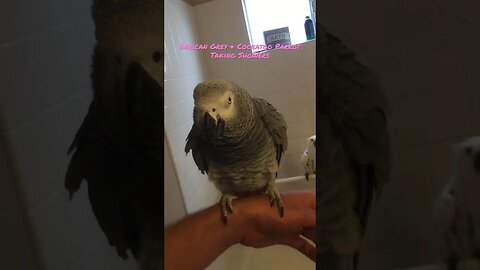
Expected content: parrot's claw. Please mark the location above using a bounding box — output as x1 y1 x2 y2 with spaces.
220 194 236 224
265 186 284 217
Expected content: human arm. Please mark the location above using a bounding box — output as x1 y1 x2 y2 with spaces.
164 191 316 270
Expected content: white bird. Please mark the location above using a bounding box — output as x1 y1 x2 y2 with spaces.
434 136 480 270
301 135 316 181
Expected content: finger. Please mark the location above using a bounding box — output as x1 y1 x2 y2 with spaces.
284 236 316 262
302 228 317 244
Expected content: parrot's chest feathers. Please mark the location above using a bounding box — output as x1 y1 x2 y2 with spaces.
209 158 277 194
207 128 278 194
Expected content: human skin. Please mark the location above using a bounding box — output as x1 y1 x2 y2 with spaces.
164 191 316 270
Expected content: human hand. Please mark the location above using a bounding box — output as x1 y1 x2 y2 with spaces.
232 191 316 261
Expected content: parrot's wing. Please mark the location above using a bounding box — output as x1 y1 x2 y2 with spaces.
252 97 288 165
318 24 392 269
65 45 164 260
185 123 209 174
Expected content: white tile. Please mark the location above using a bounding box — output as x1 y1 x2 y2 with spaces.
182 165 206 193
304 67 316 88
178 173 195 207
166 121 191 160
173 152 190 181
403 0 436 14
0 16 94 130
6 116 60 208
288 136 311 154
0 41 43 130
186 177 218 213
180 98 194 124
278 152 304 179
164 79 182 106
48 0 91 24
41 90 91 190
164 101 188 132
0 1 25 44
286 118 315 139
18 0 56 35
68 239 138 270
30 187 102 270
165 0 208 80
28 17 94 107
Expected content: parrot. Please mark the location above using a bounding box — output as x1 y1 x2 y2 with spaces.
434 136 480 270
184 79 288 224
64 1 164 269
316 21 392 269
301 135 316 181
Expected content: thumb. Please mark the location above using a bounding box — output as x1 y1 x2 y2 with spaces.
284 236 316 262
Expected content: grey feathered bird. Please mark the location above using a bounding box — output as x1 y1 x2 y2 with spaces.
317 22 392 269
434 136 480 270
185 79 288 224
65 1 164 269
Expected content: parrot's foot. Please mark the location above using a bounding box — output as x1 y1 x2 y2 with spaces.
305 173 309 182
265 186 284 217
220 194 236 224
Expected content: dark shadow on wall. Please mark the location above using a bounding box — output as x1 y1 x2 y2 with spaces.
0 110 45 270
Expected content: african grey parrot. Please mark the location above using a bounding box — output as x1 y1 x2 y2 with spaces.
185 79 288 224
434 136 480 270
317 22 392 269
64 1 164 269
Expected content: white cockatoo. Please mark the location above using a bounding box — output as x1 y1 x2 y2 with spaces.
301 135 316 181
434 136 480 270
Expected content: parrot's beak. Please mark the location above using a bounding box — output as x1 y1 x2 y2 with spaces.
202 112 225 139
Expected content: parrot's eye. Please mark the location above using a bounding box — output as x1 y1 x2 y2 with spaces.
212 108 216 112
152 51 162 63
228 97 232 104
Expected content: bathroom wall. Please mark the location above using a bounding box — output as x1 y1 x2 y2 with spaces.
0 1 138 269
0 117 42 270
319 0 480 269
164 0 216 216
163 5 228 270
164 134 187 226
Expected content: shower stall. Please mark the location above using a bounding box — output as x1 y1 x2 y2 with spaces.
164 0 316 269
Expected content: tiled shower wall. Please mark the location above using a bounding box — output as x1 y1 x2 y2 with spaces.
164 0 215 214
319 0 480 269
0 1 137 269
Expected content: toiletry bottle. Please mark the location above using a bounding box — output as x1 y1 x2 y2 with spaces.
304 16 315 40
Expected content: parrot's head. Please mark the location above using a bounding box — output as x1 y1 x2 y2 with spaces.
458 136 480 175
308 135 316 148
193 79 254 138
92 0 164 86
